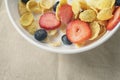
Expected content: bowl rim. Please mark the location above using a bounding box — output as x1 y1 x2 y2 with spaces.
5 0 120 54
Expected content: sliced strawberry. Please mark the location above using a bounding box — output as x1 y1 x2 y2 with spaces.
58 4 73 24
66 20 91 43
107 7 120 30
39 12 61 30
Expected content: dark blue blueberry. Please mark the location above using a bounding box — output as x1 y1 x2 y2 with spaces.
53 1 60 12
34 29 47 41
21 0 29 4
62 35 72 45
115 0 120 6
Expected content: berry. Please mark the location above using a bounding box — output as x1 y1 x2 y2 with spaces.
39 12 61 30
115 0 120 6
58 4 73 24
53 1 59 12
66 20 91 43
107 7 120 30
34 29 47 41
62 35 72 45
21 0 29 4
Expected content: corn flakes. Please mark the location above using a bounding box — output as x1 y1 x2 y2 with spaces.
71 0 82 19
79 9 97 22
89 21 101 40
26 21 37 35
26 0 42 14
96 0 115 9
39 0 55 9
97 8 113 20
20 12 34 26
18 1 28 16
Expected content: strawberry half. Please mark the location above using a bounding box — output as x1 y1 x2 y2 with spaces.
66 20 91 43
39 12 61 30
107 7 120 30
58 4 73 24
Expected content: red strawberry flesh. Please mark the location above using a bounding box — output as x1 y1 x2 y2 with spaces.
107 7 120 30
66 20 91 43
58 4 73 24
39 12 61 30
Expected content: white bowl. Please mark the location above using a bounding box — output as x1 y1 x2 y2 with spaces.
5 0 120 54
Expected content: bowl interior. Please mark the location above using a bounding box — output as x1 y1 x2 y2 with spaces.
5 0 120 54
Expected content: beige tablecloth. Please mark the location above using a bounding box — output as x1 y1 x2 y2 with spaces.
0 1 120 80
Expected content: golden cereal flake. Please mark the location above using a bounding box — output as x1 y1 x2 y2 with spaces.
60 24 66 33
48 30 58 36
97 20 108 27
39 0 56 9
97 8 113 20
71 0 82 19
96 0 115 9
85 0 98 9
99 26 107 37
56 4 60 20
20 12 34 27
89 21 101 40
26 21 37 35
79 9 97 22
49 41 61 47
60 0 67 5
78 0 89 9
26 0 42 14
75 42 85 48
18 1 28 16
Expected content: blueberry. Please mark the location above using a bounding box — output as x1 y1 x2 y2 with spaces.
34 29 47 41
53 1 59 12
115 0 120 6
62 35 72 45
21 0 29 4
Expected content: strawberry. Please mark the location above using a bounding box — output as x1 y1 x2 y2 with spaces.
39 12 61 30
58 4 73 24
66 20 91 43
107 7 120 30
